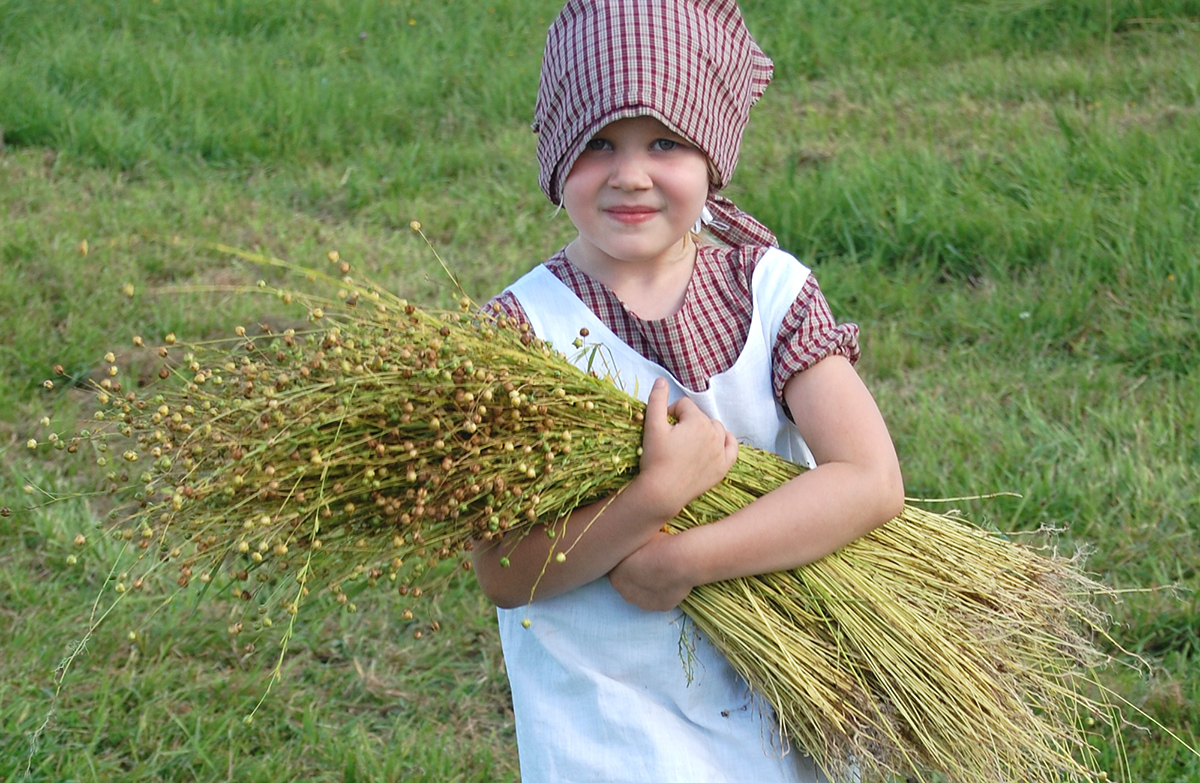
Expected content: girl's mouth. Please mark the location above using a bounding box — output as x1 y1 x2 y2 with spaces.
604 206 658 224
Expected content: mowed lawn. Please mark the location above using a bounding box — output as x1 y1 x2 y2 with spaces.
1 1 1198 780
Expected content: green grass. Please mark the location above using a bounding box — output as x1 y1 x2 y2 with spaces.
2 0 1199 780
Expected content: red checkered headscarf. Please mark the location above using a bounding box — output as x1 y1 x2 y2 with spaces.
533 0 777 247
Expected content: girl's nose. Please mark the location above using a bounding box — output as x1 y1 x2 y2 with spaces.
607 152 653 190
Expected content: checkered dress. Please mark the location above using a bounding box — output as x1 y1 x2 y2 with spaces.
500 3 852 780
488 244 860 402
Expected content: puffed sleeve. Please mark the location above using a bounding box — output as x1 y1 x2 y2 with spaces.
771 275 861 402
484 290 532 329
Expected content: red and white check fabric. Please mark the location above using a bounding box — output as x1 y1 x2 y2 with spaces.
534 0 777 247
490 245 861 401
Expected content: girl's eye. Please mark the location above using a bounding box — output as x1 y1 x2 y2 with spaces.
651 139 679 151
584 138 611 151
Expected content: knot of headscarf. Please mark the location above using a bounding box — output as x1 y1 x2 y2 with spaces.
533 0 777 248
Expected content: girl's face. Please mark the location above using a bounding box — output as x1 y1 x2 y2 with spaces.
561 116 710 272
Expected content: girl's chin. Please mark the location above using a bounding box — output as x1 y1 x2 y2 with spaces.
585 240 693 267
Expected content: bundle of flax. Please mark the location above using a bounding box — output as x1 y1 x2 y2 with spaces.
54 246 1117 783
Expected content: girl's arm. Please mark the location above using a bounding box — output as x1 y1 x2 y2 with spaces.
608 355 904 611
471 378 738 609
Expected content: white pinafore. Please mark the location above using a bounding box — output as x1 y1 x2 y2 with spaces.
498 247 829 783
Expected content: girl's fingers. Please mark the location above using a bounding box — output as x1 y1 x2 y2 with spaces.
667 393 700 422
645 377 670 432
723 429 739 463
645 378 734 468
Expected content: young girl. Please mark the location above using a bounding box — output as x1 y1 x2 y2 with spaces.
473 1 904 779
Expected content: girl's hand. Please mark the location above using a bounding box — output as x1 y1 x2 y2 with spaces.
609 532 692 611
471 378 738 609
633 378 739 521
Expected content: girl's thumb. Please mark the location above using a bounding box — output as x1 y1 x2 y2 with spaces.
645 378 669 425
